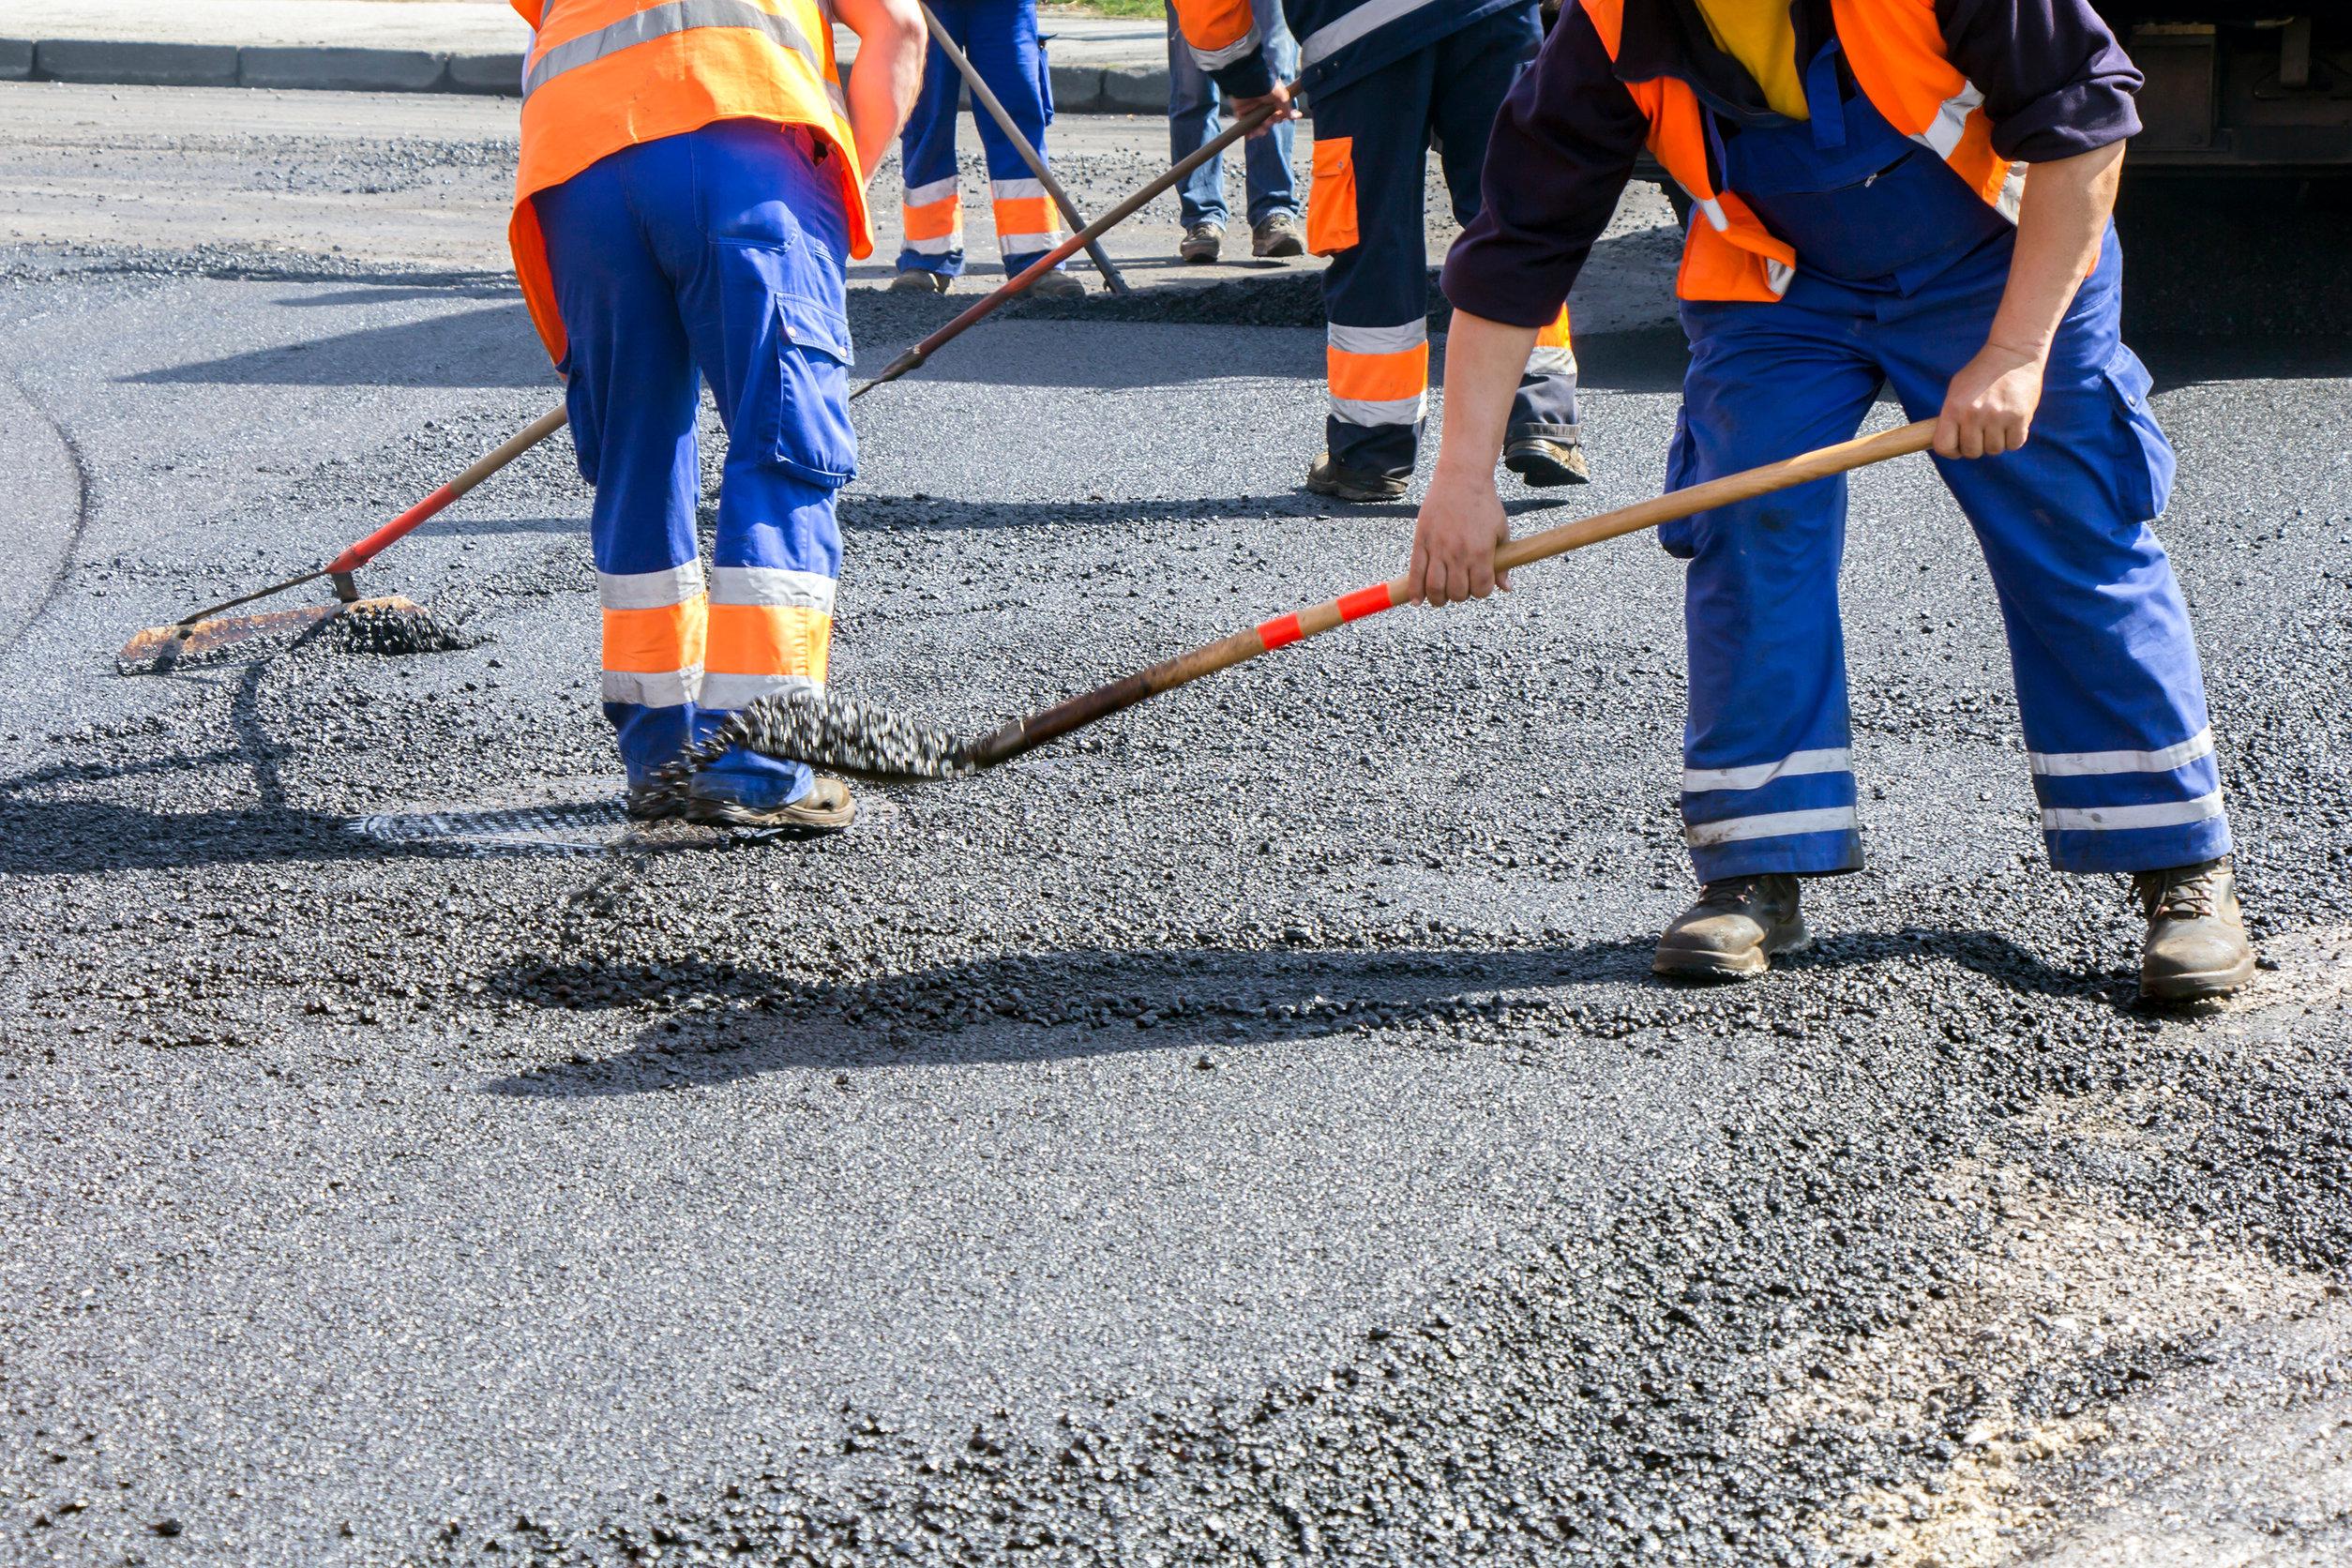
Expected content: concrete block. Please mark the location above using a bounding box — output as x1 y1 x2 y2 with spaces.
36 38 240 88
0 38 33 82
1048 64 1106 114
1099 66 1170 114
239 47 448 94
446 53 527 96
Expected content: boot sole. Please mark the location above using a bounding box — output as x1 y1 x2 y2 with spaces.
1304 473 1408 505
681 797 856 836
2139 951 2257 1003
1652 921 1810 981
1254 237 1304 259
1503 445 1591 488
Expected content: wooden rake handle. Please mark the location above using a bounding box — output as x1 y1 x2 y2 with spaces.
324 402 571 575
962 419 1937 769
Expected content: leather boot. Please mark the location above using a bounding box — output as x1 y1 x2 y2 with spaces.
1653 874 1807 979
2134 857 2254 1002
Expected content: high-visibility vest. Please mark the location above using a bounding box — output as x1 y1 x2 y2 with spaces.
508 0 874 363
1581 0 2024 303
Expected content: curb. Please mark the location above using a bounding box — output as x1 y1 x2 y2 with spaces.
0 37 1171 112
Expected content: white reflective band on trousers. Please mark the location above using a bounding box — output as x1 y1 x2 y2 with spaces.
1330 393 1426 428
1188 24 1263 71
597 560 707 611
903 232 959 255
2029 728 2213 777
902 175 958 207
604 668 703 706
1684 806 1858 849
1327 320 1426 355
1298 0 1440 69
1682 746 1850 794
699 671 825 709
524 0 825 98
2042 793 2225 834
709 565 836 611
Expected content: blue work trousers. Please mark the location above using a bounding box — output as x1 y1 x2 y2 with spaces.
1165 0 1298 230
1667 233 2226 879
897 0 1066 279
1305 2 1577 479
535 120 858 809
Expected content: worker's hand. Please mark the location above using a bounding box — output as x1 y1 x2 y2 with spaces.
1229 82 1297 139
1936 340 2046 460
1409 465 1511 608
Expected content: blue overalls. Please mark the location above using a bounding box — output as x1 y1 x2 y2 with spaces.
536 121 857 809
1663 39 2228 882
896 0 1068 280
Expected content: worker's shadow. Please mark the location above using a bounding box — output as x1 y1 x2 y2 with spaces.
478 925 2118 1100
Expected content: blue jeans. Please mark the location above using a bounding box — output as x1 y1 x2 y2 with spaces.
1165 0 1296 229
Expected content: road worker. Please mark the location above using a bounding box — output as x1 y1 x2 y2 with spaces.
891 0 1087 298
1170 0 1589 502
1411 0 2253 1000
510 0 926 831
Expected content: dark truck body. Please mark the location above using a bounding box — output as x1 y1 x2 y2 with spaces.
2106 7 2352 170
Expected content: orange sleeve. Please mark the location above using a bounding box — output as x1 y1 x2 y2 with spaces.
512 0 545 28
1169 0 1256 58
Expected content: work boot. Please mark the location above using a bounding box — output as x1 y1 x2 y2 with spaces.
1178 221 1224 264
889 268 950 294
1304 452 1409 504
2134 857 2254 1002
1652 874 1808 979
1025 267 1088 300
1503 431 1591 488
623 782 685 822
682 773 857 835
1252 210 1304 259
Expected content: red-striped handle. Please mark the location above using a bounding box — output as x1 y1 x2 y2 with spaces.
1257 581 1402 650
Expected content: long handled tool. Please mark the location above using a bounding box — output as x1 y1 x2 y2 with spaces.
661 419 1940 794
920 2 1129 296
854 88 1291 398
117 403 571 673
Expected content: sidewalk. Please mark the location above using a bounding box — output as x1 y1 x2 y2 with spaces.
0 0 1173 111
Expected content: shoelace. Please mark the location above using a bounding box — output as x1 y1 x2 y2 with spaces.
1696 879 1761 912
2144 867 2220 923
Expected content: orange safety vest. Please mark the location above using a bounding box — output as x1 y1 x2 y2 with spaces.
1582 0 2024 303
508 0 875 364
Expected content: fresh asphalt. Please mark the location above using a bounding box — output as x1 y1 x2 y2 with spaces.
4 83 2352 1568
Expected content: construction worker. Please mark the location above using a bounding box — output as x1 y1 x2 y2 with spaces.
1166 0 1304 264
891 0 1087 298
1170 0 1588 502
509 0 926 831
1411 0 2254 1000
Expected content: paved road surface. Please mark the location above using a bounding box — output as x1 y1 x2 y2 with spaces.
3 82 2351 1568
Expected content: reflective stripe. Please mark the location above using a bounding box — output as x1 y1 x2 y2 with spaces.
2041 792 2225 834
602 597 708 674
902 196 963 242
603 667 701 707
1682 746 1850 795
524 0 824 98
707 601 832 678
1765 258 1794 296
1299 0 1440 69
2030 729 2214 778
1330 392 1425 427
903 232 960 256
989 177 1048 202
1526 345 1577 378
1697 195 1730 233
709 565 836 611
1913 81 1983 160
699 671 825 710
902 174 958 206
1190 25 1262 70
1327 321 1425 355
1329 346 1426 403
597 560 705 611
1993 158 2026 222
992 195 1061 241
1684 805 1857 849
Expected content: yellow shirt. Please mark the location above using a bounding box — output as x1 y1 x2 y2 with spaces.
1692 0 1808 121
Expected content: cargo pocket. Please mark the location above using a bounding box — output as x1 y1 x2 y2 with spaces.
1658 407 1701 559
766 293 859 490
2100 341 2175 521
1307 136 1360 256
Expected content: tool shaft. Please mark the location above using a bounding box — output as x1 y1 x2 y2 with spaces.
966 420 1938 768
325 403 570 575
854 88 1290 398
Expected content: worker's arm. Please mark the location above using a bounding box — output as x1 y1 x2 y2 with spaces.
1935 140 2123 459
1408 8 1644 607
832 0 926 184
